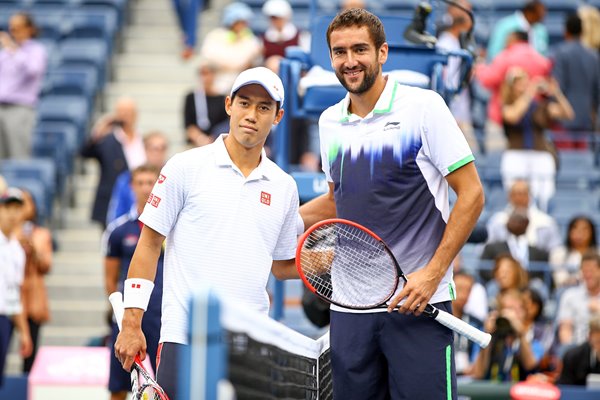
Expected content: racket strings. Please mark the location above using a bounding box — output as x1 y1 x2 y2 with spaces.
300 223 398 308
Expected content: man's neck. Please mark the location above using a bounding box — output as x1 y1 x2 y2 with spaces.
224 136 263 177
0 226 12 238
348 75 388 118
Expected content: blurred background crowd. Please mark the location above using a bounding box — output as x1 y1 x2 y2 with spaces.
2 0 600 397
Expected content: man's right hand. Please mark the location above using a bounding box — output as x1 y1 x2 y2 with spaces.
114 314 147 372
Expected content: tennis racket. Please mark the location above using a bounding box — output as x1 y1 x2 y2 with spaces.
296 218 491 348
109 292 170 400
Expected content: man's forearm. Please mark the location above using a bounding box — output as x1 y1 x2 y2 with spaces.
299 185 336 230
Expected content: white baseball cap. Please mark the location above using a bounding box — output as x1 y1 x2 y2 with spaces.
262 0 293 19
230 67 285 107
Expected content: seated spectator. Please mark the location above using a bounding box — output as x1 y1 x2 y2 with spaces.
261 0 310 74
556 251 600 352
199 2 262 95
453 253 489 322
482 208 549 268
522 287 557 376
499 68 574 211
549 13 600 148
436 0 477 151
80 97 145 229
551 216 598 290
0 12 47 160
483 254 529 308
487 179 561 253
106 132 169 225
557 315 600 386
472 289 543 382
453 271 484 375
475 31 551 151
15 189 52 373
486 0 548 61
184 61 229 147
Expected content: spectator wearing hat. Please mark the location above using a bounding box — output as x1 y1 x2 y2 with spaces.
199 2 262 95
261 0 310 74
0 12 47 160
0 188 32 387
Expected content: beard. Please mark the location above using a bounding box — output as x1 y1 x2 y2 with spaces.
335 62 380 94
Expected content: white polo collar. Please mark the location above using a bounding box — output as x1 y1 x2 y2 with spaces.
339 77 399 123
213 134 271 181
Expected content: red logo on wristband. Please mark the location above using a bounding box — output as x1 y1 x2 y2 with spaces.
132 283 141 289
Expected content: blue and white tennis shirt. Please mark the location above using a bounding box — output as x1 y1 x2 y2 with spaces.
319 78 474 311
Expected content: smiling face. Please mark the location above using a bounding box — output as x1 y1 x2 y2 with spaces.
225 84 283 151
329 26 387 95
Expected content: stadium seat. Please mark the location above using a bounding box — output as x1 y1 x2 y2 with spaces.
58 38 110 89
558 149 596 170
64 7 118 53
0 158 56 223
33 121 78 174
37 94 91 146
3 176 49 225
43 65 100 110
79 0 128 29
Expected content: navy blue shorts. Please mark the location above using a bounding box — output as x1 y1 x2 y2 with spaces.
108 315 161 393
0 316 14 388
330 301 456 400
155 342 184 400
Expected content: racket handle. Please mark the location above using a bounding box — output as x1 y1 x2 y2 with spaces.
432 307 491 348
109 292 124 332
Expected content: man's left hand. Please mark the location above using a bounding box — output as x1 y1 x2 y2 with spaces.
387 267 441 316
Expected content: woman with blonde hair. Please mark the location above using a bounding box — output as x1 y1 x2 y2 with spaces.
499 66 574 211
578 5 600 52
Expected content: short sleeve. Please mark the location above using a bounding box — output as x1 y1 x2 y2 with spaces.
105 228 122 258
555 289 575 323
139 154 186 237
272 183 300 260
319 112 334 183
420 91 474 176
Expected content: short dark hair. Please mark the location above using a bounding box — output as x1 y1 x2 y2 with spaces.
511 30 529 42
326 8 386 52
581 250 600 267
130 164 160 181
523 0 543 14
565 13 583 37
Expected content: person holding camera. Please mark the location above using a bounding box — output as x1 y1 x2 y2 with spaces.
471 289 544 382
498 65 574 211
80 97 146 229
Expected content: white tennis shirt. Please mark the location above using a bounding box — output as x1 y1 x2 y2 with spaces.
140 134 299 344
0 231 25 315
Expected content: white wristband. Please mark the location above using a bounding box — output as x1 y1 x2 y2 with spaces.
297 214 305 236
123 278 155 311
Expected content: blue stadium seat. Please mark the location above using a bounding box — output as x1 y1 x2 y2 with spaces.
37 94 91 146
3 176 49 224
79 0 128 29
558 149 596 170
58 38 109 89
33 121 78 174
43 65 100 109
0 158 56 223
64 7 118 52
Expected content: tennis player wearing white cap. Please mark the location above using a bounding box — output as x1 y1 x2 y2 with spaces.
115 67 300 398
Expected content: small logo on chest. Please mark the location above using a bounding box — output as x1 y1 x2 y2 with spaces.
260 191 271 206
383 121 401 131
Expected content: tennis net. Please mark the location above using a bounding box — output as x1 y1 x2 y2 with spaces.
185 290 332 400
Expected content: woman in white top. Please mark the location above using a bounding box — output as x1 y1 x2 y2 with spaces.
550 215 598 289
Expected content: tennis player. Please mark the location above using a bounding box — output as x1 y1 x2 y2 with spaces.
299 9 485 399
114 67 299 399
102 164 163 400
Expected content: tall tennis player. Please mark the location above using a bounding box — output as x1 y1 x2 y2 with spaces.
299 9 485 399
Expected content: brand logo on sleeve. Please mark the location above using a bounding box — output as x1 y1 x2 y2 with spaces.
158 174 166 184
260 191 271 206
146 193 153 204
151 195 162 208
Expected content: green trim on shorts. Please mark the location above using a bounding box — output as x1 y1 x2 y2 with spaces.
447 154 475 173
449 283 455 301
446 345 452 400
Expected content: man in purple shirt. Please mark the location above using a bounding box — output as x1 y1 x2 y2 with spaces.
0 13 47 159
